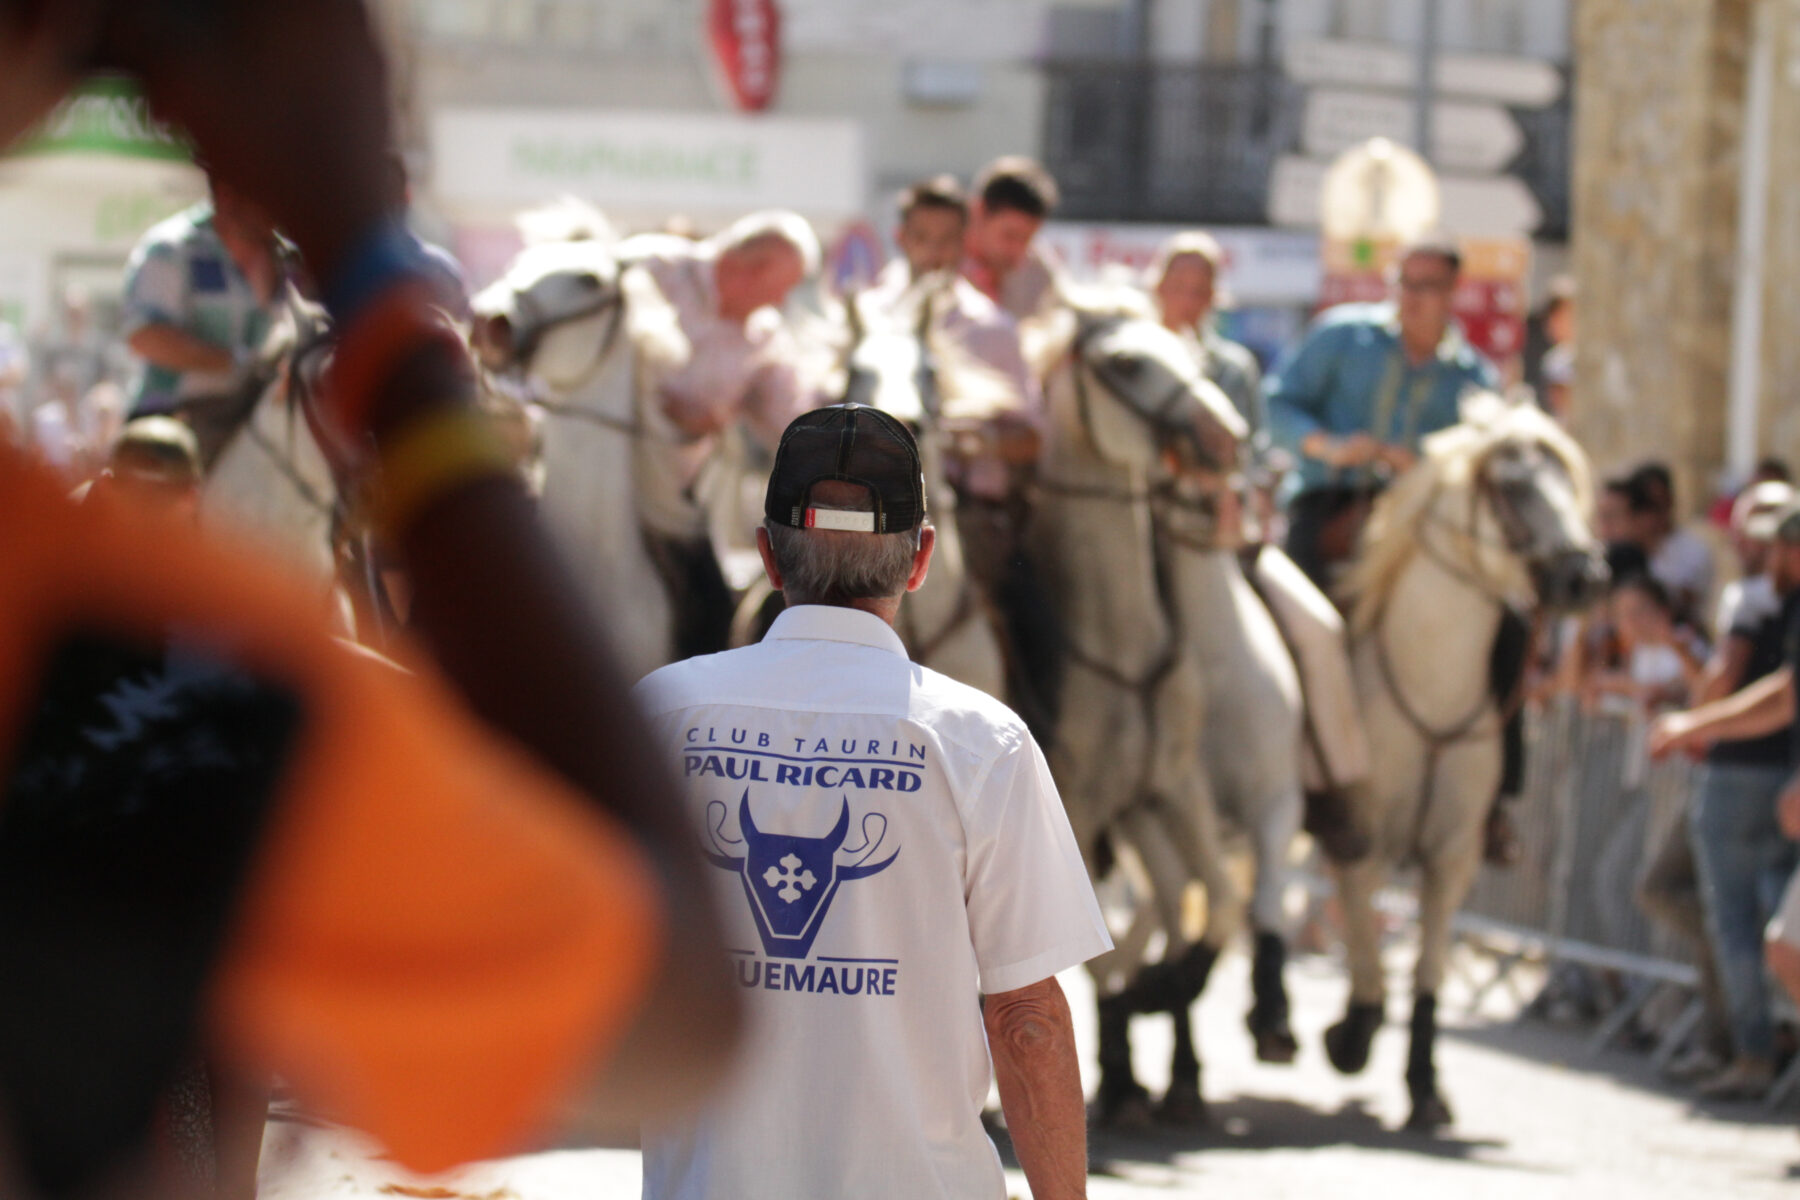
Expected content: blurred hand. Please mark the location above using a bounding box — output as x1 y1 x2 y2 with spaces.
1647 711 1699 760
107 0 395 280
1375 443 1417 474
1329 433 1383 469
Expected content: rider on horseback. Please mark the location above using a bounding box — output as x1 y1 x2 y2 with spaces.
627 211 821 658
1266 237 1528 864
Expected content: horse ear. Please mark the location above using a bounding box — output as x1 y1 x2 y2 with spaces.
1458 388 1508 430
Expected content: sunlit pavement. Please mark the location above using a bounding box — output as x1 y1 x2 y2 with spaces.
258 942 1800 1199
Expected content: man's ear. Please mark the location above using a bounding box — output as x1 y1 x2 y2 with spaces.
756 526 785 593
905 526 936 593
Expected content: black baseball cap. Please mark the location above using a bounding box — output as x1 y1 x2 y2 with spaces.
764 404 926 533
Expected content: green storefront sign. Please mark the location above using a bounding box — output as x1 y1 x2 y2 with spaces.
510 136 759 189
13 76 191 162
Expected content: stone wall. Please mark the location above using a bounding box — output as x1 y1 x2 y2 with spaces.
1570 0 1749 514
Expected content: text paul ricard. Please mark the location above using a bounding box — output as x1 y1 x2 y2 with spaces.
687 727 921 1000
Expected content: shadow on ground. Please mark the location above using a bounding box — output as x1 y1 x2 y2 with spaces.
1439 1013 1799 1131
988 1093 1562 1181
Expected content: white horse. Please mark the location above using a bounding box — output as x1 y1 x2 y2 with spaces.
1020 295 1248 1123
1321 394 1607 1130
471 236 690 679
1151 475 1310 1090
200 294 340 593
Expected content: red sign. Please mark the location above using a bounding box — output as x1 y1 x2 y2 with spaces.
709 0 782 113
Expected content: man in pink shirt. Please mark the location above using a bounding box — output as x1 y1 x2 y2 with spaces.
628 210 821 657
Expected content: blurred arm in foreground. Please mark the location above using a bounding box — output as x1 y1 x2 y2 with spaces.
0 0 739 1192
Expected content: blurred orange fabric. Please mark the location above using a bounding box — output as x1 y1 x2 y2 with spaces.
0 445 664 1173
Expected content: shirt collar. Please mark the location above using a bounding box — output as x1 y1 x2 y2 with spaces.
1378 304 1472 365
764 604 911 659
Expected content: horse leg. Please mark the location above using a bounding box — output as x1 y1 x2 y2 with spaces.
1094 993 1153 1129
1406 845 1481 1131
1247 784 1303 1064
1159 1000 1207 1126
1325 855 1388 1076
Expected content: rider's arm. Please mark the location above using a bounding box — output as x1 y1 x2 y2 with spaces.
1264 322 1339 460
986 977 1088 1200
122 240 236 373
127 324 236 373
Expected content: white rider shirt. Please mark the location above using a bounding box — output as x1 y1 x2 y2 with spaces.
634 604 1111 1200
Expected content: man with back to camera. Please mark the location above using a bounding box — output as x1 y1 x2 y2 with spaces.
634 403 1110 1200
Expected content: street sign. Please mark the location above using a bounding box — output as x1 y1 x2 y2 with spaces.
1284 38 1564 108
1269 155 1544 236
1303 88 1526 173
1437 174 1543 237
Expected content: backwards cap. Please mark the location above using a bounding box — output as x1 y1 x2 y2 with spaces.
764 404 926 534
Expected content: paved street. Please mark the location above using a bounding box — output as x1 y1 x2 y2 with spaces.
257 940 1800 1200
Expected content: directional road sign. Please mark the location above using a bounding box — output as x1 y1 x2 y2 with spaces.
1269 155 1543 236
1303 88 1527 172
1284 38 1564 108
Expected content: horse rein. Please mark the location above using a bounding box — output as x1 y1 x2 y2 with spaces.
500 282 634 434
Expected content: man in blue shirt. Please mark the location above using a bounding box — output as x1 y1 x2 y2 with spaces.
1267 238 1499 591
1267 239 1516 861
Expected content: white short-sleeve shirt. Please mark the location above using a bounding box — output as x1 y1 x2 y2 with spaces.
634 604 1111 1200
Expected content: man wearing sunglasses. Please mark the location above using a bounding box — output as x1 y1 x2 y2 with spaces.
1266 237 1510 862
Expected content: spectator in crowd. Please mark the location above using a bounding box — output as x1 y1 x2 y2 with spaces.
635 404 1107 1200
1652 503 1800 1098
626 209 821 658
1596 476 1635 548
1585 574 1706 715
1716 482 1793 636
962 156 1063 323
1529 274 1576 422
75 415 203 520
1626 462 1717 629
120 176 285 422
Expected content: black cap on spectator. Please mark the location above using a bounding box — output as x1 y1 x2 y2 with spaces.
764 404 926 533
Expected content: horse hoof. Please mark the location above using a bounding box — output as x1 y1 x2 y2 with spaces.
1091 1084 1155 1132
1325 1002 1383 1076
1156 1082 1207 1127
1252 1026 1299 1065
1405 1092 1455 1133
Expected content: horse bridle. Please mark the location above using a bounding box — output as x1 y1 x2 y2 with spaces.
496 275 635 434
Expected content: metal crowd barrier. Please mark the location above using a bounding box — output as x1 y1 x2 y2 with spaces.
1453 700 1713 1062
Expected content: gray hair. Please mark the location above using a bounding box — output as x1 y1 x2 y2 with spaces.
709 209 822 276
764 499 919 606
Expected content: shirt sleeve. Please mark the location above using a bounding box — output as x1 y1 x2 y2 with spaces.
120 238 188 337
963 735 1112 996
1265 321 1340 454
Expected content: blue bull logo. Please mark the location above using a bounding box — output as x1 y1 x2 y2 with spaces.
705 790 899 960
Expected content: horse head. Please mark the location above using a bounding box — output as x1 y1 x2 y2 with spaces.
1029 287 1245 476
470 238 626 390
1354 391 1607 623
1459 393 1609 612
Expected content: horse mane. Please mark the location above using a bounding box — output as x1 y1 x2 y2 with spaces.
1340 395 1592 635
